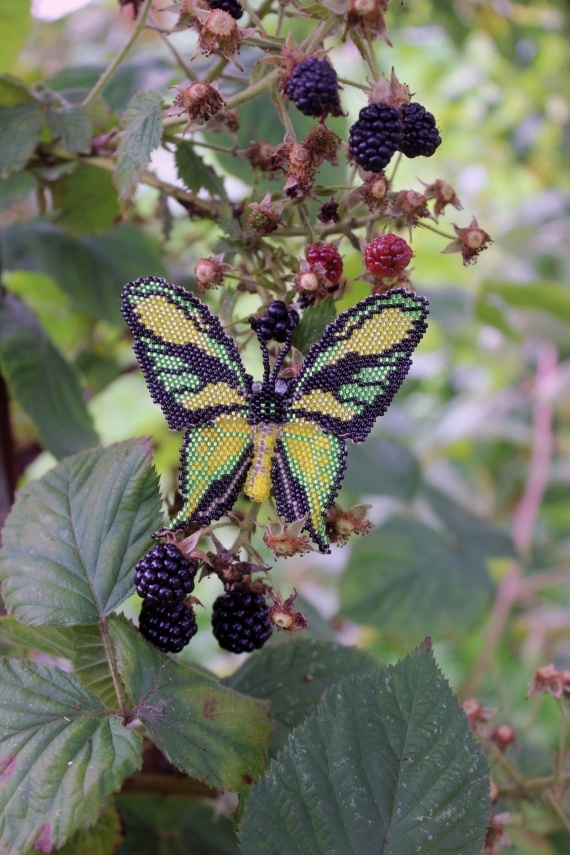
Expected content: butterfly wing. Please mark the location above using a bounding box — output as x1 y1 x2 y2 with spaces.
121 277 251 430
172 415 253 529
122 278 254 527
288 289 428 442
272 420 346 552
273 289 428 551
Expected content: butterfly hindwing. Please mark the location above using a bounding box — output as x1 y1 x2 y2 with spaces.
171 415 254 529
289 289 428 442
121 277 251 430
272 419 347 552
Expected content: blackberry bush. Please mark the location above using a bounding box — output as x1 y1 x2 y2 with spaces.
364 233 413 277
134 542 197 606
139 600 198 653
398 102 442 158
284 56 342 118
348 103 403 172
211 589 272 653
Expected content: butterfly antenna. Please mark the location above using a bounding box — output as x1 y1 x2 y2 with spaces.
270 328 294 383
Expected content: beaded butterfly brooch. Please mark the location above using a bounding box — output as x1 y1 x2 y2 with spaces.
121 278 428 552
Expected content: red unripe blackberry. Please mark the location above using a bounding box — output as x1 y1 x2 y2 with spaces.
364 234 413 277
139 601 198 653
348 103 403 173
134 543 197 607
211 589 272 653
284 57 342 118
305 243 343 284
398 102 441 158
252 300 299 343
207 0 243 19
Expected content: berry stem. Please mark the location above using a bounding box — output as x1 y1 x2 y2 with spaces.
240 0 269 34
230 501 262 554
82 0 154 108
416 221 457 240
205 57 229 85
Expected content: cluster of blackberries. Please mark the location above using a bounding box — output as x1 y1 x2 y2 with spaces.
207 0 243 19
284 57 342 118
252 300 300 343
348 101 442 173
212 589 272 654
135 543 198 653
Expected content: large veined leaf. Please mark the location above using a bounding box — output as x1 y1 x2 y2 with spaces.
0 102 44 178
109 617 272 793
55 163 121 236
225 638 377 754
0 439 162 625
71 625 119 709
239 643 490 855
0 292 99 458
340 514 494 638
0 616 74 660
0 658 141 855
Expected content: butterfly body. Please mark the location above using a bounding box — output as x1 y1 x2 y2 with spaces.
122 277 428 552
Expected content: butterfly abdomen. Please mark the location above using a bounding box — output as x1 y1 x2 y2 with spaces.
244 423 281 503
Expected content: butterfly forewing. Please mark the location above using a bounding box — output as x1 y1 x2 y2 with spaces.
121 278 251 430
289 289 428 443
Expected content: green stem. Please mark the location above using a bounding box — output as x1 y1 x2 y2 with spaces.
544 791 570 834
498 771 570 799
416 220 456 240
230 502 262 554
159 32 197 81
206 57 229 84
98 616 131 721
225 68 280 110
240 0 269 34
82 0 154 108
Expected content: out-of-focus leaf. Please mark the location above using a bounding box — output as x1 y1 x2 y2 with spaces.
109 617 272 793
47 104 92 154
292 298 337 353
340 515 494 638
55 163 121 236
0 440 162 625
344 437 422 500
0 658 141 854
0 221 167 326
115 91 163 199
0 73 34 106
475 296 520 340
0 102 44 177
45 60 172 112
30 807 123 855
175 143 226 197
0 171 36 208
483 279 570 324
0 7 31 75
224 638 377 754
116 796 240 855
0 616 74 659
239 643 490 855
0 292 99 458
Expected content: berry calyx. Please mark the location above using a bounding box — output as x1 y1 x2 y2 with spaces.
207 0 243 20
211 589 272 653
398 102 442 159
348 103 403 173
364 233 413 277
252 300 300 343
134 543 197 607
139 601 198 653
305 243 343 284
284 56 342 118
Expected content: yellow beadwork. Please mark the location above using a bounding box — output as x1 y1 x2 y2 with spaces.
333 308 414 358
291 389 356 420
135 294 218 356
182 382 245 411
244 423 280 502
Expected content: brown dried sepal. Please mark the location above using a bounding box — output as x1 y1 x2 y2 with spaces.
443 217 493 266
263 518 316 558
527 663 570 700
303 124 341 167
482 813 512 855
491 724 515 753
324 502 373 545
268 589 309 633
196 8 255 70
387 189 433 237
164 0 209 32
293 260 342 306
421 178 463 221
345 0 392 46
164 82 224 132
246 192 283 235
318 197 340 224
367 68 412 109
368 269 414 296
461 698 498 739
194 253 229 292
359 173 390 213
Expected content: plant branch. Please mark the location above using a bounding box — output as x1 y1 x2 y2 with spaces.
82 0 155 108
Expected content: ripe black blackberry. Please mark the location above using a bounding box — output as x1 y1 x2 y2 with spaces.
252 300 300 343
348 103 403 173
134 543 197 607
398 102 441 158
284 57 342 118
212 589 272 654
139 601 198 653
207 0 243 19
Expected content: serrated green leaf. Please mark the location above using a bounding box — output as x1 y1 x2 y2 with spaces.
344 437 422 500
0 102 44 177
0 658 141 854
175 142 226 197
239 644 490 855
0 440 162 625
116 796 239 855
340 515 494 638
0 292 99 458
0 616 74 659
30 806 122 855
55 163 121 236
0 221 167 326
47 104 92 154
71 625 118 708
108 617 272 793
292 298 337 353
0 6 31 75
224 638 377 754
115 91 163 199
